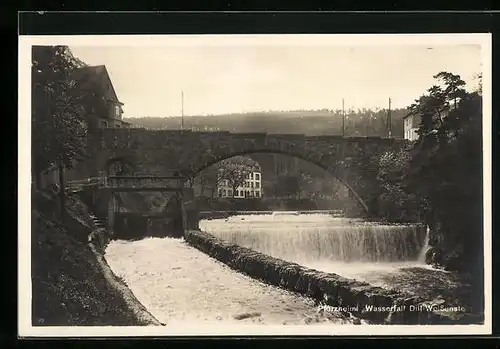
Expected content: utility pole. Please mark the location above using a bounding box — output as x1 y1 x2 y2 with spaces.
342 98 345 137
387 97 392 138
181 90 184 131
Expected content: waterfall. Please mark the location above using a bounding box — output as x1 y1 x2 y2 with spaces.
417 225 431 263
200 214 427 264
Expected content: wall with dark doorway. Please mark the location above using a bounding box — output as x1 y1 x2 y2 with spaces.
114 213 149 240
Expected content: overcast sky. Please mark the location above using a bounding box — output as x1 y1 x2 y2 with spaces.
69 39 482 118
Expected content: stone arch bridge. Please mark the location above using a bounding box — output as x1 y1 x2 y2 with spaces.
69 129 407 216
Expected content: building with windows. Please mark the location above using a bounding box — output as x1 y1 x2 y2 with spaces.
402 113 420 141
37 65 132 189
217 163 263 199
72 65 131 129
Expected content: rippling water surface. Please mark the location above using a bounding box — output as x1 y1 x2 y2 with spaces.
200 213 431 286
105 237 363 325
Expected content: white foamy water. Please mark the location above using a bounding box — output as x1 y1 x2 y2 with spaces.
105 237 362 325
200 213 430 285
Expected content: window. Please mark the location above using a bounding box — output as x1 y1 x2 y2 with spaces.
116 123 121 128
255 182 260 188
255 173 260 180
115 105 121 118
101 120 108 128
255 191 260 198
228 189 233 197
251 182 254 188
218 190 222 197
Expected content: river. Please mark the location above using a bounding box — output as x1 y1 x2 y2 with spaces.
105 212 460 326
105 236 364 326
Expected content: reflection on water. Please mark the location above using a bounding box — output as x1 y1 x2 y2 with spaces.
199 213 430 283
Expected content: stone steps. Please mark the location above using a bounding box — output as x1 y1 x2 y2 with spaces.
89 213 106 229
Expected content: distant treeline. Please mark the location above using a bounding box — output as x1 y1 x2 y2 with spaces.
123 108 406 138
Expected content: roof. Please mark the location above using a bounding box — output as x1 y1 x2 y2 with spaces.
402 112 414 120
73 65 123 105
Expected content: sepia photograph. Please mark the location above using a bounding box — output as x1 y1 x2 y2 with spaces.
18 33 491 337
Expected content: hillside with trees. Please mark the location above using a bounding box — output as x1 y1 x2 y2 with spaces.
123 108 406 138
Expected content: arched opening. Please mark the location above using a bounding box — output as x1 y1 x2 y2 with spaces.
206 156 263 200
105 157 136 176
183 149 370 214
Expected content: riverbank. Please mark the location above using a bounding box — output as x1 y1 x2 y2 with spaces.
31 190 162 326
361 266 483 320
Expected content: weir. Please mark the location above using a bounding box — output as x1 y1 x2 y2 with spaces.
199 213 427 267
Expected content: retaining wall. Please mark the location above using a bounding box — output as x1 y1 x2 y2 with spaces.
185 229 475 325
67 192 164 326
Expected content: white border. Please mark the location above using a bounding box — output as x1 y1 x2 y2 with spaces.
18 33 492 337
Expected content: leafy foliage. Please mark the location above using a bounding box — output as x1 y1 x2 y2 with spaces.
32 46 90 178
375 147 425 222
374 71 483 271
186 156 258 197
216 156 258 197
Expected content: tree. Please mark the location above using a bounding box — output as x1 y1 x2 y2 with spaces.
475 72 483 95
216 156 257 198
401 71 482 271
376 147 424 222
32 46 90 187
408 71 467 146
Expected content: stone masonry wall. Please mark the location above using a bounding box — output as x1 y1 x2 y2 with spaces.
185 230 476 325
79 129 405 216
86 129 403 177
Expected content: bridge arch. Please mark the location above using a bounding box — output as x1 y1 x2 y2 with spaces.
183 149 370 214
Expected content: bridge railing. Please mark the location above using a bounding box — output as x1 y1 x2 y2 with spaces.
104 176 185 190
66 175 187 192
65 177 104 192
